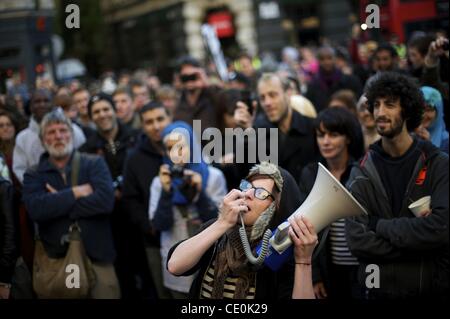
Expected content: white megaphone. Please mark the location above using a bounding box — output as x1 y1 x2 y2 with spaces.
253 162 368 271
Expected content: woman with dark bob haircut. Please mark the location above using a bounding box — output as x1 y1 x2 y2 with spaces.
298 107 365 299
365 71 424 132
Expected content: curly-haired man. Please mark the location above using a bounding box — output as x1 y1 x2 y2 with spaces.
345 72 449 299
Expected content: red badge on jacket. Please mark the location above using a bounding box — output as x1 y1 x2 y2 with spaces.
416 166 427 185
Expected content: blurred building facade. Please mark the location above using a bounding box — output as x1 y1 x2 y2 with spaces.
100 0 258 81
0 0 56 91
99 0 362 77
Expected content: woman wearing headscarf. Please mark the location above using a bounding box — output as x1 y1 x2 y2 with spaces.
415 86 449 154
298 107 365 299
167 161 318 299
149 121 227 298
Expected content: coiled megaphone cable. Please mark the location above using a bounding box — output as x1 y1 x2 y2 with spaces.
239 212 272 266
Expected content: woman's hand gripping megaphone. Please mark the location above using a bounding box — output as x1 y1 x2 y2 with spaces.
218 188 272 266
288 215 319 264
217 189 248 230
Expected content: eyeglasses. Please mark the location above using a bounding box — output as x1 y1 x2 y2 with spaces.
180 73 198 83
239 179 274 201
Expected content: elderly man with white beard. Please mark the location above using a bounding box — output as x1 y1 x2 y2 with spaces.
22 109 120 299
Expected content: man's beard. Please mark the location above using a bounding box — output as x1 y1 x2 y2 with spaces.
376 117 404 138
273 102 290 125
186 87 201 95
45 140 74 159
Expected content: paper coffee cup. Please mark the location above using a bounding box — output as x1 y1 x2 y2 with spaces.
408 196 431 217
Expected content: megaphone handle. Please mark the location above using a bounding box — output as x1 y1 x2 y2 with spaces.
238 212 272 266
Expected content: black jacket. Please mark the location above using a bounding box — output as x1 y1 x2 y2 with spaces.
0 177 18 283
80 122 138 181
346 139 449 298
121 134 163 246
254 110 319 182
22 152 116 263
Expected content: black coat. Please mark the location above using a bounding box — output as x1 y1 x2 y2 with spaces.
346 139 449 298
80 122 138 181
0 177 18 283
254 110 319 182
121 134 163 247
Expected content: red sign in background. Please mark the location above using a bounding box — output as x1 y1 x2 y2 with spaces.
207 12 235 38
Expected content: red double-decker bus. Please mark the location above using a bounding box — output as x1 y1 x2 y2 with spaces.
359 0 448 42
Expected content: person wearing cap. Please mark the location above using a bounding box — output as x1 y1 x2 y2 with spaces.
13 89 86 183
81 93 138 186
167 162 317 299
22 110 119 298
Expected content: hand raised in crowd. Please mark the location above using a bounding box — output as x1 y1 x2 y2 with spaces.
425 36 449 66
217 189 247 230
159 164 172 193
196 68 210 88
234 101 257 129
414 125 431 141
72 184 94 199
183 169 203 194
288 215 318 264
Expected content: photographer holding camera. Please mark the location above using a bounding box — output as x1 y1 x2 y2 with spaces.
149 121 227 298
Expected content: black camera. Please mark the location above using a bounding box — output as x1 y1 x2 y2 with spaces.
170 165 185 179
170 165 197 203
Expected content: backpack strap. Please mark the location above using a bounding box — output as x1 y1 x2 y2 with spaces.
69 151 82 235
71 151 81 187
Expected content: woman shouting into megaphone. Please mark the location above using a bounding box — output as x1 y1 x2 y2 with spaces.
167 162 318 299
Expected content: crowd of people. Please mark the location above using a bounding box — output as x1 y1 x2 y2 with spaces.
0 28 449 300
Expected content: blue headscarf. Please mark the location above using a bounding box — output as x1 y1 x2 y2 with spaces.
161 121 209 205
420 86 449 151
